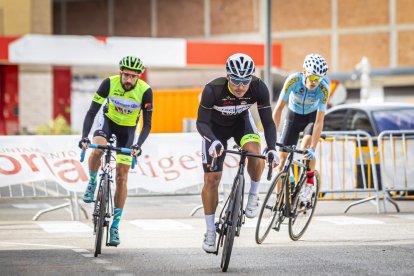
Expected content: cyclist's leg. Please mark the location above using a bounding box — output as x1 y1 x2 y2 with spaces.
201 134 227 253
109 125 135 245
234 112 263 218
299 111 318 201
83 114 109 203
276 109 305 193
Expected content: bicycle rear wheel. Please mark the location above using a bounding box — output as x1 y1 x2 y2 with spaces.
288 170 320 241
221 176 242 272
94 175 108 257
255 172 287 244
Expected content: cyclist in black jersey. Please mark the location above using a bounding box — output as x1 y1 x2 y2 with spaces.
78 56 153 246
196 53 279 253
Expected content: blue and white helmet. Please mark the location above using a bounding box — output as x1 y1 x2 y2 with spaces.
226 53 255 78
303 53 328 76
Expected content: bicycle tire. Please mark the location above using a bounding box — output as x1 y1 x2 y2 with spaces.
221 175 243 272
255 172 287 244
288 170 320 241
94 175 108 257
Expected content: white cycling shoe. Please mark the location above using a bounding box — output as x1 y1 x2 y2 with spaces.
202 230 216 253
245 193 259 218
300 183 314 202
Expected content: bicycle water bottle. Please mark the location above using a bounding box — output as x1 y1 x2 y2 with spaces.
289 174 295 193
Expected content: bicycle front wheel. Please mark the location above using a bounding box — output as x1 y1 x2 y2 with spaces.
288 170 320 241
94 175 108 257
255 172 287 244
221 175 243 272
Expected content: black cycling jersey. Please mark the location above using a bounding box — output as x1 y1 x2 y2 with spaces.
81 78 153 148
196 76 276 151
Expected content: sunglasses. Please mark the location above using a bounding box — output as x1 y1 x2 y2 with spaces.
121 70 140 80
307 74 323 82
229 76 252 86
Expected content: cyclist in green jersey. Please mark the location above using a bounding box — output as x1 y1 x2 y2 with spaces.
78 56 153 246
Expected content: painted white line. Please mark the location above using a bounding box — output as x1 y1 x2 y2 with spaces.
0 242 75 249
315 216 385 225
81 253 95 258
391 214 414 220
72 248 89 253
93 259 111 264
36 221 92 233
12 203 52 209
104 266 123 271
129 219 193 231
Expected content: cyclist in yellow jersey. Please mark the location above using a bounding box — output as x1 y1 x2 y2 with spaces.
78 56 153 246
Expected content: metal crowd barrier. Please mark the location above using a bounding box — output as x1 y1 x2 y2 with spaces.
0 180 88 221
316 130 381 213
378 130 414 213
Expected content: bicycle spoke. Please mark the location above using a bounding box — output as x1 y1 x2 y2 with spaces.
255 172 287 244
288 171 320 241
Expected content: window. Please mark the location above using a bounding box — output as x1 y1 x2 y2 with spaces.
323 110 348 131
346 110 374 135
373 108 414 133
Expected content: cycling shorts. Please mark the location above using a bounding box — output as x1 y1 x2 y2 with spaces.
202 113 260 172
93 113 136 165
279 109 316 151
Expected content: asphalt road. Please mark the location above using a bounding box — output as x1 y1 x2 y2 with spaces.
0 196 414 275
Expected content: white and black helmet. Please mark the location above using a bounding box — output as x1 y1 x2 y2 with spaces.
226 53 255 78
303 53 328 76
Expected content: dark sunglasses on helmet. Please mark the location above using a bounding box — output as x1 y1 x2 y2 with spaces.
229 75 252 86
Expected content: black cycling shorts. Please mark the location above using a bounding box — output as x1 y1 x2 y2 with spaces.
202 112 260 172
279 109 317 151
93 114 136 155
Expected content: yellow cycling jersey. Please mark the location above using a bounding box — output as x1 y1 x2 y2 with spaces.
92 75 150 126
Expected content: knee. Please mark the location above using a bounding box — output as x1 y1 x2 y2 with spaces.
116 173 128 186
204 174 221 190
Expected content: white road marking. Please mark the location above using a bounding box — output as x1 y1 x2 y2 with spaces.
81 253 95 258
104 266 123 271
36 221 92 233
72 248 89 253
391 214 414 220
129 219 194 231
0 241 75 249
93 258 111 264
315 216 385 225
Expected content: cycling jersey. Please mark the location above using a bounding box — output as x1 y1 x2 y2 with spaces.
197 76 276 151
81 76 153 148
279 72 330 115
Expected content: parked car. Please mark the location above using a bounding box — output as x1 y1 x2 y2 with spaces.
322 102 414 192
323 102 414 135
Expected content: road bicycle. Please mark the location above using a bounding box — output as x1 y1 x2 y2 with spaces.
212 145 273 272
80 136 136 257
255 142 320 244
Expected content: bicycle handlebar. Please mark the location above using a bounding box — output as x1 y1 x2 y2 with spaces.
80 144 136 169
210 145 273 181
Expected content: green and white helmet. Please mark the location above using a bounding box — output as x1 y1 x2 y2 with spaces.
119 56 145 73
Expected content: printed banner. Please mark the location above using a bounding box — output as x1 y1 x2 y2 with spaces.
0 134 259 193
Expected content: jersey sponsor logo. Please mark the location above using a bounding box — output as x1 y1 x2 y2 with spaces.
240 101 247 105
223 101 234 105
144 103 153 111
213 104 253 115
115 106 133 114
222 96 235 101
109 97 141 114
